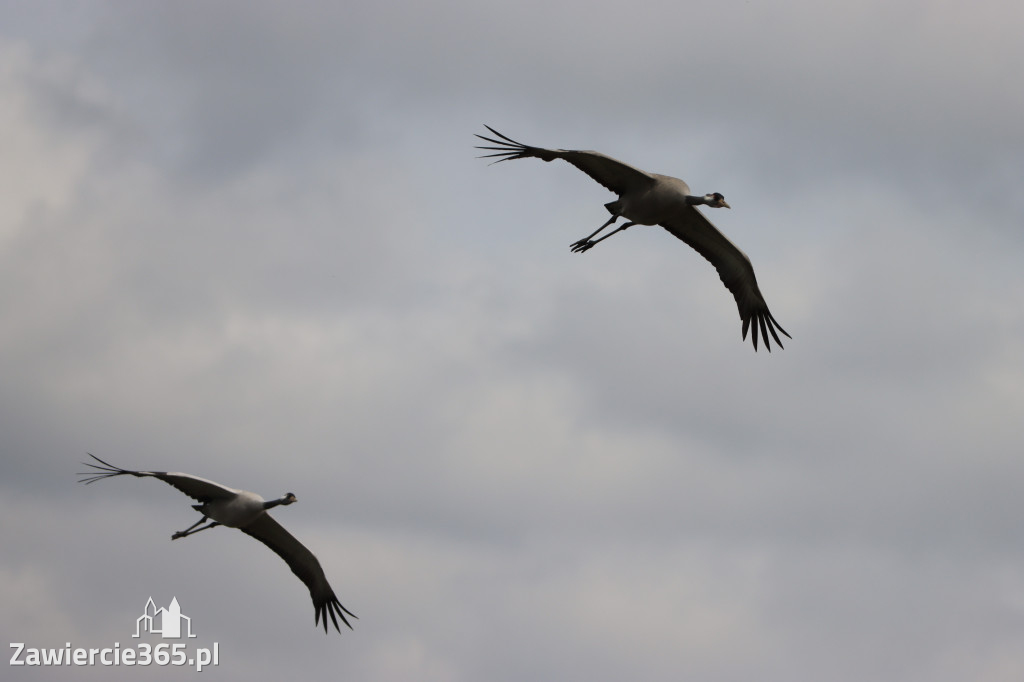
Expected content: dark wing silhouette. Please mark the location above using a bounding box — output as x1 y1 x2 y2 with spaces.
242 513 356 633
659 208 790 351
476 125 655 196
78 453 238 502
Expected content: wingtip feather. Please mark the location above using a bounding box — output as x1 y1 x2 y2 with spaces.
77 453 133 484
315 597 356 634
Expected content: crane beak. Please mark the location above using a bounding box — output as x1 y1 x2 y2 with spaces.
721 201 731 209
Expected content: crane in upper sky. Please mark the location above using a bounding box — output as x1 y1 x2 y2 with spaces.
476 126 790 351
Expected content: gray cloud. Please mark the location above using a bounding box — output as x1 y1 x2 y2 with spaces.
2 2 1023 681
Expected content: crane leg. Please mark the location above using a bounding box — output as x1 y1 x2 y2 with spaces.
570 222 636 253
570 214 619 251
171 517 222 540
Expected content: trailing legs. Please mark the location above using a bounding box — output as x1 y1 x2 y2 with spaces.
171 516 222 540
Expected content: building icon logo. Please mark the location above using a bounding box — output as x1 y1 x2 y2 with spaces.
133 597 197 639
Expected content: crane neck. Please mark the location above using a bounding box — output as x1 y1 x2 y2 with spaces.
685 193 730 209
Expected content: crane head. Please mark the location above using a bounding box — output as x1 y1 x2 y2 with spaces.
282 492 298 505
706 192 730 209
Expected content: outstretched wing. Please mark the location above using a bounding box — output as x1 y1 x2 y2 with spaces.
242 513 356 633
476 125 655 196
78 453 239 503
659 208 791 351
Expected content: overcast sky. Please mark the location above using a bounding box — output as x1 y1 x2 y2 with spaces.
2 1 1023 680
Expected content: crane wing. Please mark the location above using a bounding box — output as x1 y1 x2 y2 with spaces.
78 453 239 502
241 513 356 633
476 125 655 196
659 208 791 351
